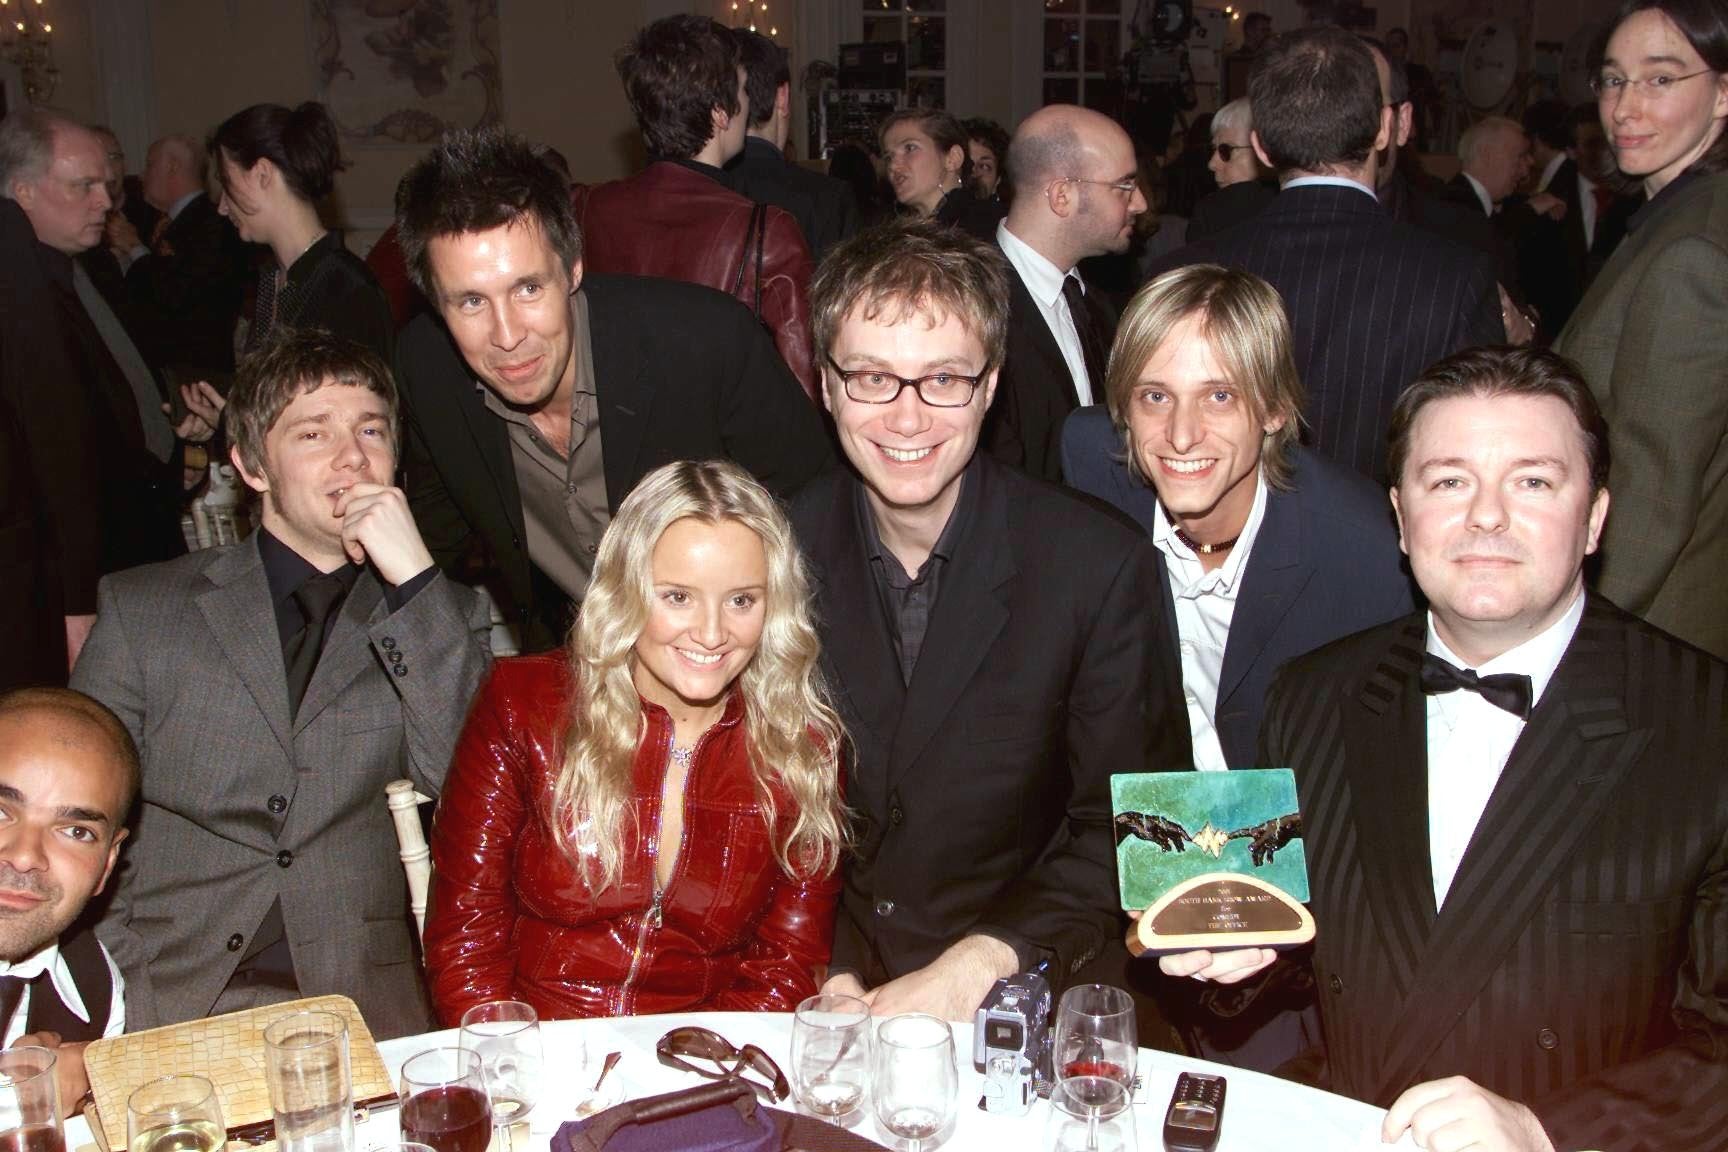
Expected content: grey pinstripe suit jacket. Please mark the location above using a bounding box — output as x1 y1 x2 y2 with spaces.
1150 183 1504 480
72 535 492 1039
1262 596 1728 1151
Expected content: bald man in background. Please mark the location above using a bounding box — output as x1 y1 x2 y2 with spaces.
0 688 135 1114
113 133 248 384
988 105 1148 482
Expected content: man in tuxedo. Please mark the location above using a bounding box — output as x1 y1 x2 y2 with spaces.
1151 27 1503 480
989 105 1147 482
112 134 248 383
0 688 134 1111
392 127 830 654
725 28 859 260
0 110 184 674
1169 347 1728 1151
1062 263 1411 1068
73 330 492 1038
792 221 1188 1021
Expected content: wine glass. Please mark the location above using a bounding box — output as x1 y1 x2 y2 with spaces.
1052 984 1137 1114
459 1001 541 1150
126 1074 225 1152
871 1013 956 1152
790 993 871 1120
0 1047 62 1152
1045 1079 1137 1151
398 1047 492 1152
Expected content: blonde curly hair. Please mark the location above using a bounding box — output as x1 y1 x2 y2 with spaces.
553 459 846 891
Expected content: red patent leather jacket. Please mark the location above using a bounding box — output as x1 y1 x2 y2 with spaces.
571 161 818 398
424 654 839 1025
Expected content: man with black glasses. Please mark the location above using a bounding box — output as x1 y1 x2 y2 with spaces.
789 222 1188 1022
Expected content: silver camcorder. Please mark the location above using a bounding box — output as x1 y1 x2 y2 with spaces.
973 971 1053 1115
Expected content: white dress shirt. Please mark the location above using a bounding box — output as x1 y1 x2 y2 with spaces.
1461 172 1495 217
1282 175 1378 200
0 939 127 1047
1578 170 1602 250
997 220 1095 407
1425 591 1585 908
1537 151 1567 194
1152 470 1270 773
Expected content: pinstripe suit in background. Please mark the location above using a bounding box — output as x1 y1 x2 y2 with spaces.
1261 597 1728 1152
1150 183 1504 480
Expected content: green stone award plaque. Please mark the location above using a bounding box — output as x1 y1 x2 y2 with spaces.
1111 770 1315 956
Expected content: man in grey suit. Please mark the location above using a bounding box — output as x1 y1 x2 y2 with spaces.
74 330 491 1038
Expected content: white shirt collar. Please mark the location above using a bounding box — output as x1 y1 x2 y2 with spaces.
0 941 92 1025
1538 152 1567 193
1282 175 1378 201
996 220 1074 309
1462 172 1495 217
1151 468 1270 596
168 189 202 222
1425 589 1586 712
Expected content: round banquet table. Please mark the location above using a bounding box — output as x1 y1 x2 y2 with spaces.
361 1011 1416 1152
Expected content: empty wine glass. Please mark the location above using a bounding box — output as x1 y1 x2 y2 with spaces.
790 994 871 1120
126 1074 225 1152
1052 984 1136 1114
459 1001 541 1150
398 1048 492 1152
872 1013 956 1152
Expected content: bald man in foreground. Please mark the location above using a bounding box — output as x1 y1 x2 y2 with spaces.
988 105 1148 482
0 688 135 1114
114 132 247 382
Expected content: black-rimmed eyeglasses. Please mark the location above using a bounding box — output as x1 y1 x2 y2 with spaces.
655 1026 792 1103
825 354 989 408
1211 142 1252 162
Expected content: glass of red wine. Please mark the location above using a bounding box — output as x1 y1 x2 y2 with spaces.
1052 984 1136 1116
398 1048 492 1152
0 1048 62 1152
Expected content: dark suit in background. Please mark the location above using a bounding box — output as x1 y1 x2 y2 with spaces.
987 261 1116 483
1151 183 1503 479
126 192 248 381
724 137 860 260
252 233 395 366
1187 180 1276 242
1060 410 1414 768
398 275 833 653
790 455 1190 990
1262 599 1728 1151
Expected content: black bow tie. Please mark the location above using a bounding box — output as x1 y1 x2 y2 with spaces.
1419 653 1533 719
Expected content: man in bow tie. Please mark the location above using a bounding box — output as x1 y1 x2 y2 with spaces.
1163 346 1728 1152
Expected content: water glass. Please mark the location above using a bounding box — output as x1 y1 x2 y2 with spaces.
872 1013 956 1152
0 1047 62 1152
398 1048 492 1152
126 1075 225 1152
790 994 871 1120
1045 1079 1136 1151
1052 984 1138 1107
458 1000 541 1148
263 1010 354 1152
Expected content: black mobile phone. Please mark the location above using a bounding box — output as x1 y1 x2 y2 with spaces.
1162 1071 1226 1152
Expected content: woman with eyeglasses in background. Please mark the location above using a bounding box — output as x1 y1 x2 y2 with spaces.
1187 98 1277 240
1554 0 1728 662
422 459 847 1024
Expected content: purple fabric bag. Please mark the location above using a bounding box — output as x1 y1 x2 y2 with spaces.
552 1079 891 1152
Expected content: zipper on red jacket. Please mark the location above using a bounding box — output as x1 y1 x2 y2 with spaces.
612 719 712 1015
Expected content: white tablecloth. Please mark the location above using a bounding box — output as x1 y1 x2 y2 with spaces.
364 1012 1415 1152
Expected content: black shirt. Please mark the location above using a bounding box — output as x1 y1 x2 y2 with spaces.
257 527 436 656
855 455 980 686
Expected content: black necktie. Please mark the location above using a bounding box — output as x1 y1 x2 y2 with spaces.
284 571 352 719
1060 275 1109 404
0 974 30 1039
1419 653 1534 720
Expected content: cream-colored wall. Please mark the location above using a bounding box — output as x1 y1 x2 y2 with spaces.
138 0 653 249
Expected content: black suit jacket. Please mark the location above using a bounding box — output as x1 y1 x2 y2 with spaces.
1151 183 1503 480
987 248 1116 483
398 274 833 652
1262 598 1728 1151
126 193 248 379
724 137 860 260
789 455 1190 987
1187 179 1276 242
1059 409 1414 767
